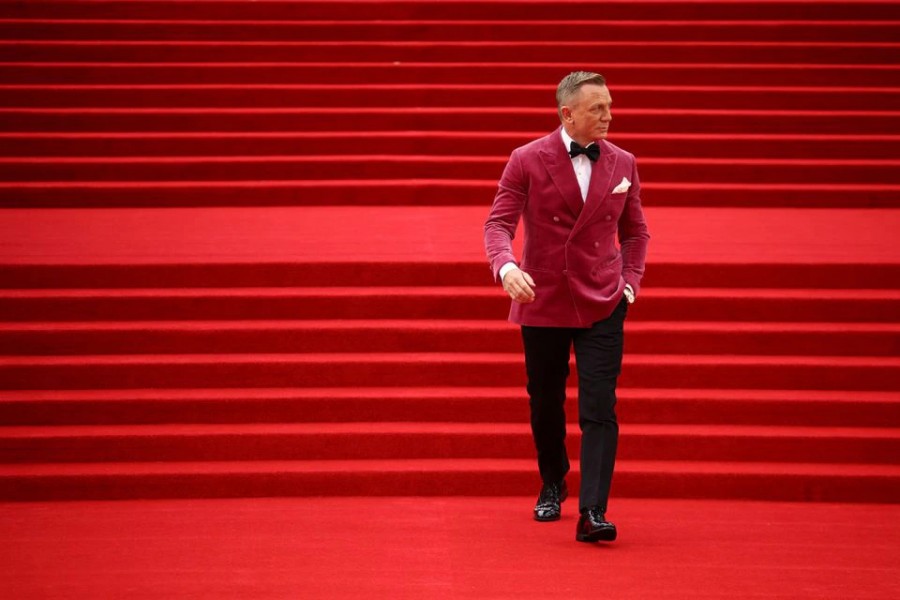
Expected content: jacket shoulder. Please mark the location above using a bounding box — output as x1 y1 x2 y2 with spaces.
511 130 558 158
601 139 636 162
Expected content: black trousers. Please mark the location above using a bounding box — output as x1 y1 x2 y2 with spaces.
521 297 627 512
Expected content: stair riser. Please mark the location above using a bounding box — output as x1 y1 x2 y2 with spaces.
2 263 897 290
0 360 896 391
0 469 896 502
3 395 896 427
2 431 895 464
0 294 506 322
6 1 899 22
2 328 897 357
3 294 897 323
3 21 898 43
14 39 900 63
5 182 898 209
5 42 899 65
3 110 897 135
5 87 898 111
3 64 896 87
2 159 894 185
2 135 896 160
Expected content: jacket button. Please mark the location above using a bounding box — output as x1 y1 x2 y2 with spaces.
562 270 568 275
553 216 560 222
594 242 600 248
605 215 612 221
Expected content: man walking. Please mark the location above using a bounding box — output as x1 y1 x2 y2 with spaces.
484 71 649 543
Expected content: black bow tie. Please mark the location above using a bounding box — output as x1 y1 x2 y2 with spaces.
569 141 600 162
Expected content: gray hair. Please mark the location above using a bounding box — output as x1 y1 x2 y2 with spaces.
556 71 606 120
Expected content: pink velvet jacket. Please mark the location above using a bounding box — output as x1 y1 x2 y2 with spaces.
484 128 650 327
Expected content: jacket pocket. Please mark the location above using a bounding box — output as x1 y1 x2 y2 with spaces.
590 253 622 277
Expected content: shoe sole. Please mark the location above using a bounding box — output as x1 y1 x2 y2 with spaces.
576 528 617 543
533 513 561 522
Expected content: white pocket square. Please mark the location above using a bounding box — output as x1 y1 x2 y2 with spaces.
611 177 631 194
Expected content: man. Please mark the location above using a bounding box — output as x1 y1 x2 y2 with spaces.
483 71 649 543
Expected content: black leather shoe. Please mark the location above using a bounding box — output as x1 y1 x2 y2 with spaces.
533 480 568 521
576 507 617 542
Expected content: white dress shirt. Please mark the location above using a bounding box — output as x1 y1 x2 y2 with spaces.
561 127 593 202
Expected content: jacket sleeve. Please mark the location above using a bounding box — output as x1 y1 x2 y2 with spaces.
484 148 528 282
618 156 650 295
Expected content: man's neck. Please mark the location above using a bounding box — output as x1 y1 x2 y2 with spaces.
561 127 595 149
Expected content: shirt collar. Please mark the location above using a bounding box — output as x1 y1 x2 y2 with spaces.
560 128 597 157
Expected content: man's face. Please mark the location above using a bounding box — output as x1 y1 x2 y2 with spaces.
562 84 613 145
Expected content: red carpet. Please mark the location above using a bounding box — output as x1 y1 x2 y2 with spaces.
1 1 899 597
0 0 898 510
1 497 899 598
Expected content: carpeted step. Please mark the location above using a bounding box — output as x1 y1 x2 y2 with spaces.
3 287 897 323
2 207 897 284
3 262 897 291
6 1 899 22
0 458 897 502
3 107 896 136
2 387 896 428
6 180 899 208
5 84 899 112
2 156 896 186
3 62 897 87
0 286 506 321
1 19 896 43
2 422 897 464
2 320 897 357
4 40 898 65
1 132 896 160
1 353 897 391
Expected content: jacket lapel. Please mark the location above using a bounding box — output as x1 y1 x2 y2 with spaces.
538 129 584 219
572 141 617 238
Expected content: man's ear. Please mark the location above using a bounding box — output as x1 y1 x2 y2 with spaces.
560 106 573 123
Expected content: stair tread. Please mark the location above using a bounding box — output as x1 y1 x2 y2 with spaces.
2 286 899 299
4 40 897 46
2 131 897 141
3 319 898 332
6 106 898 114
0 386 896 403
5 83 900 91
2 20 896 26
7 155 898 166
2 422 897 438
5 58 900 66
5 180 900 189
4 0 899 22
2 352 898 366
1 206 897 268
2 458 898 477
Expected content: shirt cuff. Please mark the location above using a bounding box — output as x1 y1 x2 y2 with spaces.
498 262 519 282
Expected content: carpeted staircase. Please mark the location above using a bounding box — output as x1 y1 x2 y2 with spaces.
0 0 898 502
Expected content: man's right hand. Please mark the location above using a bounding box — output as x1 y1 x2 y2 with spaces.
502 268 536 303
